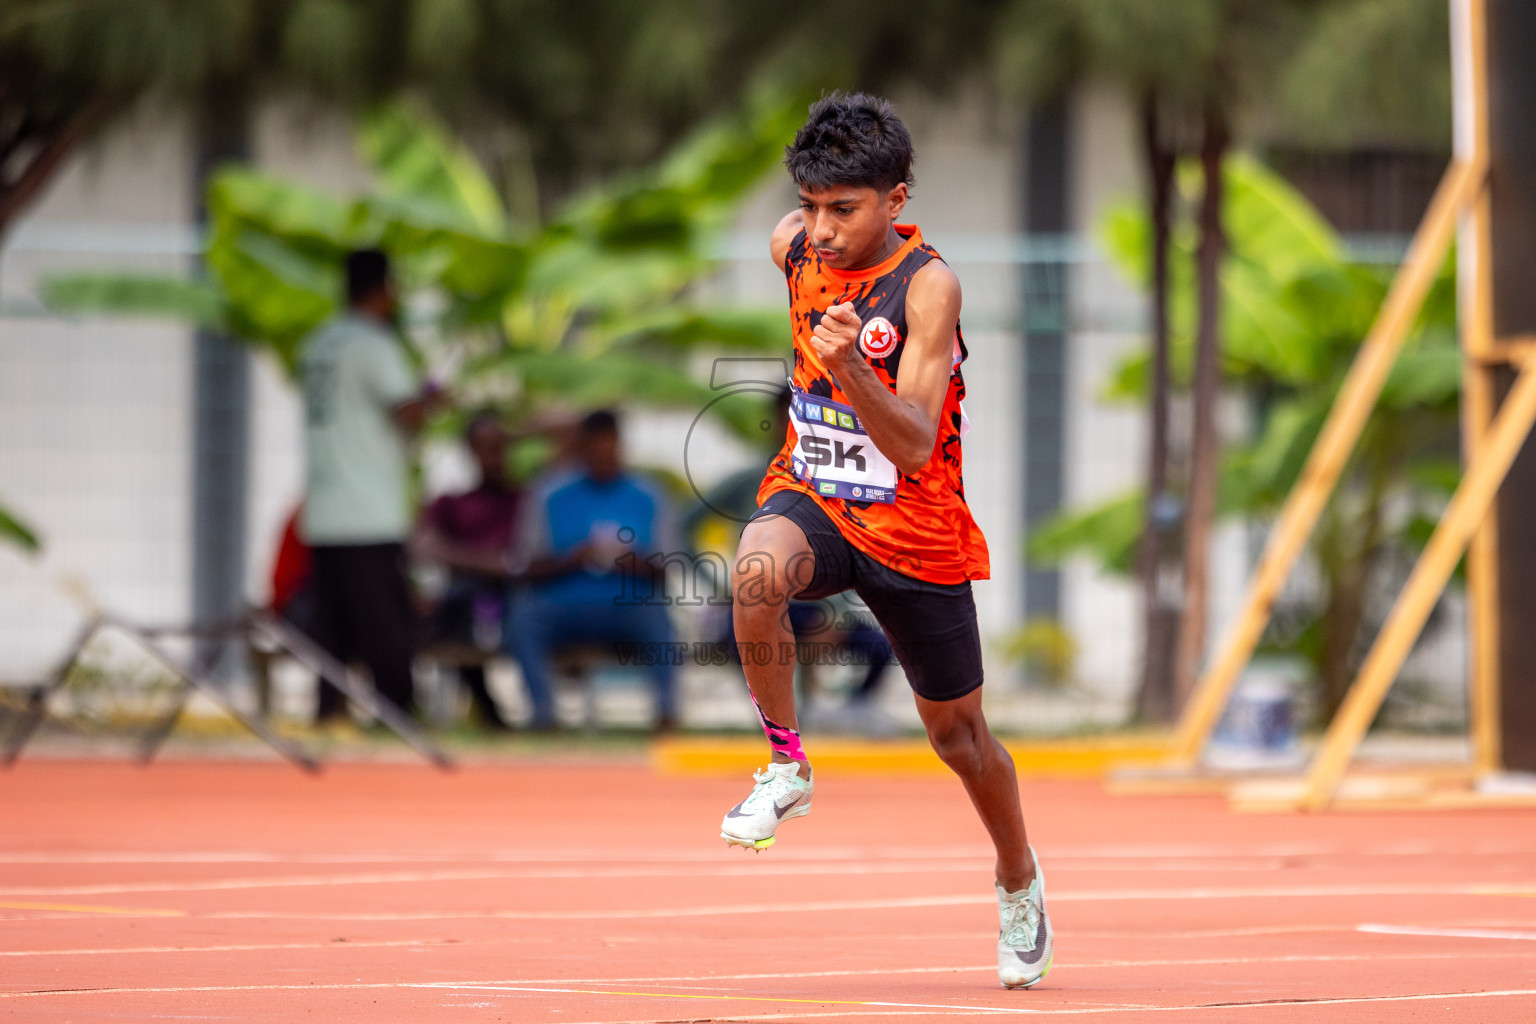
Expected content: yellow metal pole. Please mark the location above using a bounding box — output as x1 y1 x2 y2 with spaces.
1299 356 1536 811
1457 0 1503 775
1169 158 1484 765
1464 358 1502 777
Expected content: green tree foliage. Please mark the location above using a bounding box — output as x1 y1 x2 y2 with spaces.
1029 157 1459 719
1277 0 1452 147
0 0 270 239
990 0 1452 720
1 0 999 243
416 0 998 206
992 0 1339 719
994 0 1444 141
43 96 800 436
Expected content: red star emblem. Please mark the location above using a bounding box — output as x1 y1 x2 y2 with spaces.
859 316 898 357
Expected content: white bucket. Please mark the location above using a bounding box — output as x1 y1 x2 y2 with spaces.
1205 667 1304 770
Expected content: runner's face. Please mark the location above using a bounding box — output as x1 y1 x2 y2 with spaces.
798 184 906 270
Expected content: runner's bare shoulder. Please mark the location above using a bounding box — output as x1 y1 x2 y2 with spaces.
770 211 805 271
906 258 962 335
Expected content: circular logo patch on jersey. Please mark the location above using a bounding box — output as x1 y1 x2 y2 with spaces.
852 486 863 498
859 316 900 359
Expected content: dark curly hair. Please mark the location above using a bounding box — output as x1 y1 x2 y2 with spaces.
784 92 915 194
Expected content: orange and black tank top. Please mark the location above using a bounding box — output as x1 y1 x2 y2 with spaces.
758 224 991 584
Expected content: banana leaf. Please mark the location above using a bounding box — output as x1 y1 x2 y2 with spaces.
488 349 767 440
594 307 788 353
40 274 226 330
39 96 802 427
359 103 507 237
1025 492 1142 575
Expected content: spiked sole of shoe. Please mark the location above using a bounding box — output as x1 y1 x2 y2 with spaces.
1000 957 1052 990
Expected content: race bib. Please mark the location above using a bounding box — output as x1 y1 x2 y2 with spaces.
788 389 899 504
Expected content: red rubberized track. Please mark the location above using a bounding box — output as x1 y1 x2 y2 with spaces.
3 757 1535 1022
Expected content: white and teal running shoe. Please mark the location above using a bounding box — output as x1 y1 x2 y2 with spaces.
997 846 1053 989
720 761 813 851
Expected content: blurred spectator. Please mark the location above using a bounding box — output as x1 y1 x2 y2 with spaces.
299 249 441 722
503 410 678 732
412 412 521 731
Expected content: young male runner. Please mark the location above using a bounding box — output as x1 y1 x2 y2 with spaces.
719 94 1052 990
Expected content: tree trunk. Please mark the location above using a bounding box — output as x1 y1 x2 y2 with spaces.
1174 106 1228 711
1136 91 1181 724
1317 453 1392 722
0 89 126 242
1319 558 1370 722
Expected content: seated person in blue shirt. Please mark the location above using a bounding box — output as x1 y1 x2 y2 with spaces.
502 410 678 732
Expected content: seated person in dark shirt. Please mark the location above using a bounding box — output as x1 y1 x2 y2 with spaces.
502 410 678 732
412 413 521 730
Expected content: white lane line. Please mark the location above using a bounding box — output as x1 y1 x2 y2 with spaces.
0 863 1003 896
1169 988 1536 1014
6 977 1536 1016
9 884 1523 927
1074 919 1536 940
557 1014 991 1022
0 848 1001 865
557 1015 990 1021
5 841 1536 864
0 938 463 958
0 981 437 1001
1072 950 1536 968
6 873 1535 903
456 948 1533 982
179 881 1536 921
412 983 1536 1018
0 858 1319 895
1359 923 1536 941
0 869 525 897
413 948 1536 984
0 977 1093 1012
548 988 1536 1023
157 894 985 921
9 945 1536 983
562 1015 990 1021
403 984 1049 1015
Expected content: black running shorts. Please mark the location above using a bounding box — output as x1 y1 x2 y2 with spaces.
748 490 984 702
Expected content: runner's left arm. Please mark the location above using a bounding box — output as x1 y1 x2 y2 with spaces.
809 260 960 475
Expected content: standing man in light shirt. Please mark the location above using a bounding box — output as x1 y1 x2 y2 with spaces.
300 249 442 722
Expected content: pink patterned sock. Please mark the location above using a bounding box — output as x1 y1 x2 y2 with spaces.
750 692 807 763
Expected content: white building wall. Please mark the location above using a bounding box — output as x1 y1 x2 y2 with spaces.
0 106 196 680
895 90 1026 667
1060 82 1146 704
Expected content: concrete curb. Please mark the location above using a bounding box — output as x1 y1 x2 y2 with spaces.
652 734 1171 778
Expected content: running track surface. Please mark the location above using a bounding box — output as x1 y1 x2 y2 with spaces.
3 758 1535 1023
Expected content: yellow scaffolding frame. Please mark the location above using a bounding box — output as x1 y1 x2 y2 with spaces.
1164 0 1523 809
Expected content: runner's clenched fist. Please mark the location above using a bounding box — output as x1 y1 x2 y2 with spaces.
809 303 862 370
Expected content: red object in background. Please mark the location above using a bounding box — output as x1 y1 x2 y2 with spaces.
269 506 311 614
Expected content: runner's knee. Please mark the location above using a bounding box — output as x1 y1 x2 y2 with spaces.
926 715 988 777
733 519 811 612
